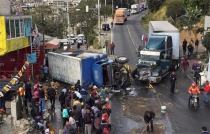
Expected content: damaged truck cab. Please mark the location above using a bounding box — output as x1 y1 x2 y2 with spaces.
132 21 180 84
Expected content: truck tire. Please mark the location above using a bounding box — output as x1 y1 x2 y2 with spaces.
115 56 129 64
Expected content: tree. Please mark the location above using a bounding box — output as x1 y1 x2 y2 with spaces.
183 0 210 15
147 0 164 12
179 7 202 35
166 0 185 24
202 32 210 52
23 6 67 39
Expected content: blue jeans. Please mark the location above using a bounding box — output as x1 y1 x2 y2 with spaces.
110 49 114 55
39 98 45 111
204 92 209 102
183 67 188 76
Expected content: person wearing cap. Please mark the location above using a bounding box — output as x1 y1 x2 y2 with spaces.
92 85 98 95
203 81 210 103
188 82 200 106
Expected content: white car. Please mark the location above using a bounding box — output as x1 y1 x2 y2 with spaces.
77 34 86 45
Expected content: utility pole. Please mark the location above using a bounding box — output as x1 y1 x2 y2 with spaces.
42 13 45 65
105 0 106 6
98 0 101 47
112 0 113 14
67 0 71 37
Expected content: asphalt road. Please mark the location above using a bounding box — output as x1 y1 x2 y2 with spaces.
112 11 210 134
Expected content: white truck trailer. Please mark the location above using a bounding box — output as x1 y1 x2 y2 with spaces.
131 4 140 14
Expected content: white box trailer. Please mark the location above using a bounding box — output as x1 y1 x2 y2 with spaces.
48 51 107 85
148 21 180 60
131 4 140 14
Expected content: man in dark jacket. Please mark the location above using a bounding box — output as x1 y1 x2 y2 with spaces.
48 86 56 110
38 85 45 112
84 109 92 134
144 111 155 133
170 72 177 94
64 120 76 134
25 81 32 102
182 39 187 55
194 66 201 85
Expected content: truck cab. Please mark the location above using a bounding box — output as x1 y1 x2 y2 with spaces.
133 34 176 84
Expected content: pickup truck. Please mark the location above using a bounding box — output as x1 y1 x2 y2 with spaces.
132 21 180 84
48 51 131 91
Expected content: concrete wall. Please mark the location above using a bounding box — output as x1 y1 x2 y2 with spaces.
0 0 11 16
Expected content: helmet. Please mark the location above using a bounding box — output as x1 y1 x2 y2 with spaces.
192 82 196 87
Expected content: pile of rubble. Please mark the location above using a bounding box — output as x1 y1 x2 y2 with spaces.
0 115 15 134
14 117 34 134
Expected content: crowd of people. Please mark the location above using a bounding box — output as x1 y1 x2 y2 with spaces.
182 38 200 58
60 80 112 134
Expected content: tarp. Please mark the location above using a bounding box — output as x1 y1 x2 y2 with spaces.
45 38 60 49
26 52 37 63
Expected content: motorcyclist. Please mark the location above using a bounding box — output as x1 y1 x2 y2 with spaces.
188 82 200 106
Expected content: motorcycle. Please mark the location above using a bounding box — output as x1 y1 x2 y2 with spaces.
190 94 199 111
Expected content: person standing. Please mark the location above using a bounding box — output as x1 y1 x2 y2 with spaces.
194 66 201 85
169 72 177 94
59 91 66 112
182 39 187 55
192 61 198 74
38 85 45 112
201 126 209 134
48 85 56 110
111 22 113 28
84 109 92 134
62 105 69 128
25 81 32 102
144 111 155 133
195 38 199 53
144 36 148 48
75 80 81 92
110 42 115 55
43 65 49 81
203 81 210 103
182 59 189 76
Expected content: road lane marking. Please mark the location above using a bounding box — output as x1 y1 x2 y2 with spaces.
126 15 139 50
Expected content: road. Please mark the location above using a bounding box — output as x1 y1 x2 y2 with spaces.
112 11 210 134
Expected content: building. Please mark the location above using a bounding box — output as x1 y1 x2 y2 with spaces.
0 0 11 15
0 15 44 81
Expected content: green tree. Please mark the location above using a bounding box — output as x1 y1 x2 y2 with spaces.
202 32 210 52
100 5 112 16
179 7 202 35
166 0 185 24
183 0 210 15
147 0 164 12
23 6 67 39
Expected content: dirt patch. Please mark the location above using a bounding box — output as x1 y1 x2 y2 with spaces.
131 121 165 134
120 96 162 123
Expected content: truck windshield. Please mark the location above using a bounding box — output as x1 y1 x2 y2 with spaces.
131 8 137 10
140 54 159 61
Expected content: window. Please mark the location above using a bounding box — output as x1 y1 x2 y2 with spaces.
10 20 15 38
15 20 20 37
6 20 10 39
20 19 24 36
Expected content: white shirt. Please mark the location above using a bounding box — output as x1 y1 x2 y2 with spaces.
74 91 82 98
45 128 50 134
69 117 76 128
62 88 67 93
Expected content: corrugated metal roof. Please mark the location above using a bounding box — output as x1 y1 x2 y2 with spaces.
150 21 179 32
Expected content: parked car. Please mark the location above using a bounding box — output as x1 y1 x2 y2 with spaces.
77 34 86 45
102 24 110 31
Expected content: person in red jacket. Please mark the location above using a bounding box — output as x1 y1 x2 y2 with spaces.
188 82 200 106
182 59 189 76
203 81 210 103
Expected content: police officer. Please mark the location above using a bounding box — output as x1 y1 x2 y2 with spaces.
170 72 177 94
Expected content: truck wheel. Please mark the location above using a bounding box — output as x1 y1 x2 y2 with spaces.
115 56 129 64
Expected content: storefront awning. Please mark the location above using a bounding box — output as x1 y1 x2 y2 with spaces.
45 38 60 49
